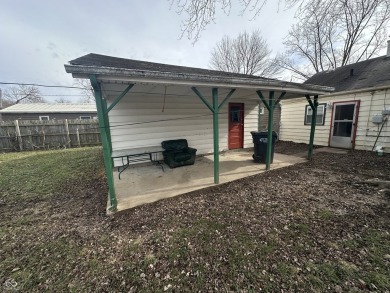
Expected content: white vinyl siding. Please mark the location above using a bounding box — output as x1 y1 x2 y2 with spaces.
103 83 260 166
280 89 390 152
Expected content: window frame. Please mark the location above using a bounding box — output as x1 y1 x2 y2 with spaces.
304 103 326 126
259 107 265 115
80 115 92 120
39 116 50 121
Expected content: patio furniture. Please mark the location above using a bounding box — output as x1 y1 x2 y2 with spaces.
111 146 164 179
161 139 197 168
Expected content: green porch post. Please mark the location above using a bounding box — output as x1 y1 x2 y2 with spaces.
306 95 319 160
257 91 285 171
89 75 117 212
266 92 275 170
102 99 112 154
212 88 219 183
192 87 235 184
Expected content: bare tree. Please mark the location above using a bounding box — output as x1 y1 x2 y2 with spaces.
55 97 72 103
210 30 281 77
74 79 95 103
277 0 390 79
171 0 305 43
3 85 45 105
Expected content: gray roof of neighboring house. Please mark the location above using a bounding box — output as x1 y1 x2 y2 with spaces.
304 55 390 92
65 53 334 98
0 103 96 113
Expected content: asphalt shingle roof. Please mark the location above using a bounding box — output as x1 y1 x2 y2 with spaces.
304 55 390 92
69 53 270 81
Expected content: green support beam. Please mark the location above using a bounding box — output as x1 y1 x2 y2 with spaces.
191 87 214 112
305 95 319 160
106 84 134 113
89 75 117 212
218 89 236 111
266 91 274 171
102 99 112 154
257 91 270 111
192 87 236 184
256 90 285 170
212 88 219 183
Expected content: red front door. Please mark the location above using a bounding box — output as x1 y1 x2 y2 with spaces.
228 103 244 149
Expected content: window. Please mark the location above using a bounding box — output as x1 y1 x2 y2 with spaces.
39 116 49 121
259 107 265 115
80 116 92 120
304 103 326 125
230 106 240 123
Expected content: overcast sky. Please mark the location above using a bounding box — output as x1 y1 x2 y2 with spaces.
0 0 300 102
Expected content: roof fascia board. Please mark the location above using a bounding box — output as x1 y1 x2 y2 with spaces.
97 75 332 96
281 84 390 104
320 85 390 97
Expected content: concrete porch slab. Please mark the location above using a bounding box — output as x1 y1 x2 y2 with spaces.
112 150 307 212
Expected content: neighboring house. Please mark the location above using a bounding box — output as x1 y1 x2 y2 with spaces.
0 103 97 121
280 53 390 153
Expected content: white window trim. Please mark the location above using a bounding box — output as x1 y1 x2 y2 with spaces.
80 116 92 120
39 116 50 121
304 104 326 125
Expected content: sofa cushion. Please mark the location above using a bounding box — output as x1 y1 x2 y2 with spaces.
162 139 188 151
174 153 192 162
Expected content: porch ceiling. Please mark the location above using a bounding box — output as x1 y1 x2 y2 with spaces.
100 83 283 103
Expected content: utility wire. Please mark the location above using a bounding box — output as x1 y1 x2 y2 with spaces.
10 94 86 97
0 82 85 90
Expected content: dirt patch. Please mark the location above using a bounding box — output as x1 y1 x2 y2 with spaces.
1 147 389 292
275 140 322 156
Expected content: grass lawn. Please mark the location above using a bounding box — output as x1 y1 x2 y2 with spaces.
0 145 389 292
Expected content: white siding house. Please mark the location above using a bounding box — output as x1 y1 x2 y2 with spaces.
280 55 390 153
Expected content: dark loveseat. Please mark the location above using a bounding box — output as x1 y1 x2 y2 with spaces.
161 139 197 168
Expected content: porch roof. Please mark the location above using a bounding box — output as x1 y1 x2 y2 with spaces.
65 53 334 99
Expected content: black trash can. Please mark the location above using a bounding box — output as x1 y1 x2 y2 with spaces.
250 131 278 163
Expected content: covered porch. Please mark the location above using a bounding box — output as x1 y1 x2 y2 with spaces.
114 149 306 211
65 53 334 213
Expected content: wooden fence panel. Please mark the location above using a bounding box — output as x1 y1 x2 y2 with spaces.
0 119 101 152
